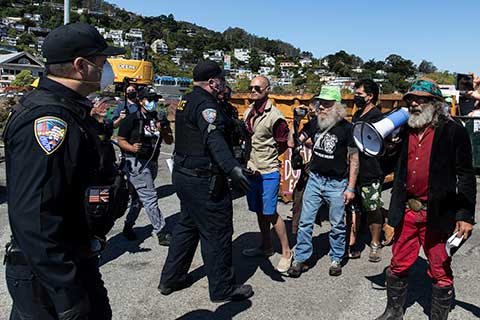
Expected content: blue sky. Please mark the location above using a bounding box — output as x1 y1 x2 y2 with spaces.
110 0 479 73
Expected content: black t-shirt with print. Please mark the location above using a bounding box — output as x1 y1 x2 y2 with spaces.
302 118 355 179
352 107 384 184
118 110 162 160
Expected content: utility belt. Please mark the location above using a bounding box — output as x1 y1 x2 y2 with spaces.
406 198 428 212
3 237 103 267
174 163 227 199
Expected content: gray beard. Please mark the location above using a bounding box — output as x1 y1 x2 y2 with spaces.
317 112 338 130
408 104 435 128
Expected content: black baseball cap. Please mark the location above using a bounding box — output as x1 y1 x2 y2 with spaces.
193 60 225 81
42 23 126 65
138 87 162 100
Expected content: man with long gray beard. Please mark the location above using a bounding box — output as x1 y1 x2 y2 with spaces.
287 86 359 277
375 79 476 320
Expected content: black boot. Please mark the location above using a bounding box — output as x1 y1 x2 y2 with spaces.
122 223 137 241
375 270 408 320
430 285 454 320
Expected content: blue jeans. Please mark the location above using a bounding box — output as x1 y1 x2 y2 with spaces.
294 172 347 263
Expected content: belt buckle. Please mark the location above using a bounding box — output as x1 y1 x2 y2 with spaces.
407 198 423 212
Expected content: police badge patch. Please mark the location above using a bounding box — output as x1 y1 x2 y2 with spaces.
202 108 217 123
34 117 67 155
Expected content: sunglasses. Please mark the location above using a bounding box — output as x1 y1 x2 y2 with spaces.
249 85 266 93
312 99 335 110
404 96 433 105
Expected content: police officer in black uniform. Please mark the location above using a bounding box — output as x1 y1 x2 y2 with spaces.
159 61 254 302
3 23 126 320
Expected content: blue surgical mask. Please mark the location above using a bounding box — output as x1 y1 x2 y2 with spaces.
144 101 157 112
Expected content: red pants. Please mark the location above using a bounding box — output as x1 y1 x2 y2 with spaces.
389 209 453 287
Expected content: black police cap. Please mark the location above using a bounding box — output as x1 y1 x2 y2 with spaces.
42 23 126 65
193 60 225 81
138 87 162 100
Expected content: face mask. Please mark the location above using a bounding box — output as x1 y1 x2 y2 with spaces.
144 100 157 112
127 91 137 100
354 95 367 108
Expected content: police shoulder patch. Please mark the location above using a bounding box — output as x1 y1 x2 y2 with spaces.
34 116 67 155
202 108 217 124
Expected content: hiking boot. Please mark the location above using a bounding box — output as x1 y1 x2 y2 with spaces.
431 284 454 320
276 251 293 273
158 274 194 296
157 229 171 246
211 284 254 303
329 260 342 276
122 224 137 241
242 247 274 257
287 260 308 278
369 243 382 263
375 270 407 320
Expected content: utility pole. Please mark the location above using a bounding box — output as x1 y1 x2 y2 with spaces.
64 0 70 25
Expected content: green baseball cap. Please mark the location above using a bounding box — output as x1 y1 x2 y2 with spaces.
315 86 342 102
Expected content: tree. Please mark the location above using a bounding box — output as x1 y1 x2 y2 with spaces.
233 75 251 93
384 54 416 78
424 71 455 85
11 70 34 88
248 48 261 73
418 60 437 74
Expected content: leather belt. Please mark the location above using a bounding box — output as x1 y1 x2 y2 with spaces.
174 165 215 178
406 198 427 212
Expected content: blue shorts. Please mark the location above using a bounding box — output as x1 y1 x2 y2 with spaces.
246 171 280 215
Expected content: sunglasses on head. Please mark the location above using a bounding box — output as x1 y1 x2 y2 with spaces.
404 96 433 105
249 85 265 93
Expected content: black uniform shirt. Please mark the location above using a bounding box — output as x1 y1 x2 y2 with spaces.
174 86 238 174
352 107 385 184
302 118 355 179
118 110 162 160
4 76 102 312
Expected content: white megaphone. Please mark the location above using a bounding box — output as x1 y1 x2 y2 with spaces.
353 107 409 157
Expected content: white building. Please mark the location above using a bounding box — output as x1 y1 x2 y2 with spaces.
174 48 192 56
105 29 123 42
151 39 169 54
258 66 274 76
234 48 250 63
299 57 312 67
279 62 298 69
125 28 143 41
1 37 17 47
203 50 224 63
95 27 106 35
0 51 45 87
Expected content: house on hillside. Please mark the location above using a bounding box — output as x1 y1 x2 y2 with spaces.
299 57 312 67
203 50 224 63
125 29 143 41
0 52 45 87
279 62 298 69
234 49 250 63
260 53 275 66
151 39 169 54
1 37 17 47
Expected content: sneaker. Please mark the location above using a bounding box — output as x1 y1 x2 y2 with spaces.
329 260 342 276
369 243 382 263
158 274 194 295
347 247 361 259
157 229 172 246
242 247 275 257
287 260 308 278
276 251 293 273
211 284 254 303
122 224 137 241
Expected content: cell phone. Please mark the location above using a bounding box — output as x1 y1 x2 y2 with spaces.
456 73 474 92
294 107 308 119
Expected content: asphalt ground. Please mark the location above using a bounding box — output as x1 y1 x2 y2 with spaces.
0 143 479 320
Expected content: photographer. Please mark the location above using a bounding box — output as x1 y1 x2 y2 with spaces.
117 87 173 245
112 84 139 128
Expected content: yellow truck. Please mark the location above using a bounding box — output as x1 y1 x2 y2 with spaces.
107 58 153 86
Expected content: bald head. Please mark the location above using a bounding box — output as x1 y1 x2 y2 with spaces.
250 76 270 101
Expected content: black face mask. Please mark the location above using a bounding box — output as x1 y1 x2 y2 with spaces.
354 95 367 108
127 91 137 100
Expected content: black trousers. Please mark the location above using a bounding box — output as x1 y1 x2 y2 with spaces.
6 257 111 320
160 171 235 301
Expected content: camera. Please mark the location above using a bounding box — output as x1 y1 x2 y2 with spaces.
294 107 308 121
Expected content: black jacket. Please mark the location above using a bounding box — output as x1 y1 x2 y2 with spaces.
388 119 476 233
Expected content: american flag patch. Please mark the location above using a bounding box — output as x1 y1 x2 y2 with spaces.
89 188 110 203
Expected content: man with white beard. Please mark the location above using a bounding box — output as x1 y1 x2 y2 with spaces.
287 86 359 277
375 79 476 320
